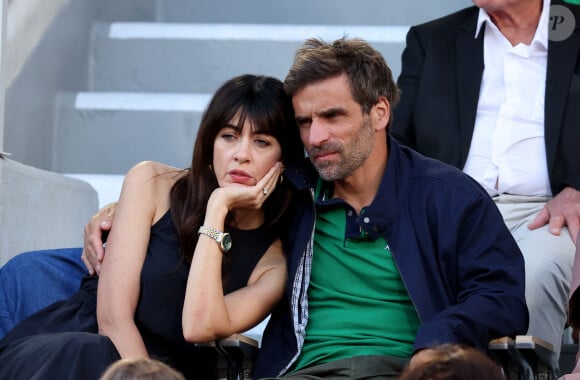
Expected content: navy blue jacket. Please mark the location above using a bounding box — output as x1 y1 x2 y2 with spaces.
253 138 528 378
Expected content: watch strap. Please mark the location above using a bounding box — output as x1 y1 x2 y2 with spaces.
198 225 231 252
198 225 223 242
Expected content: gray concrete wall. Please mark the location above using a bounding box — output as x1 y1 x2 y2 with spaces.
156 0 472 24
95 0 156 22
3 0 97 170
4 0 69 88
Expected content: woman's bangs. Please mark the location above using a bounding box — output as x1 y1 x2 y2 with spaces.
246 104 279 137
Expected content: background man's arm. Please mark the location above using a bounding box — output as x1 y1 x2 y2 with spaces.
82 202 118 274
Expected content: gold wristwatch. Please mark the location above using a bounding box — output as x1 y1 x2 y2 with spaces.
198 226 232 253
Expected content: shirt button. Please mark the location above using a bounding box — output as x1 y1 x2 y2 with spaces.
347 210 353 217
363 217 370 223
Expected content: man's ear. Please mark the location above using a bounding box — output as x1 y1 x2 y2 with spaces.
372 96 390 131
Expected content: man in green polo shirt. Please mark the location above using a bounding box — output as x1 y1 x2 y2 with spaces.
290 189 420 373
252 37 527 378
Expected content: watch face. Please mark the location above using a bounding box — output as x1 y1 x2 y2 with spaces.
221 233 232 252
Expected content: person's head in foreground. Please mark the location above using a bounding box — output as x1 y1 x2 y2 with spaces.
100 358 185 380
398 344 505 380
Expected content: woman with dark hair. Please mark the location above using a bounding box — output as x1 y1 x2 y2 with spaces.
0 74 304 380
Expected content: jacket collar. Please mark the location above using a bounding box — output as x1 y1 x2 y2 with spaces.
282 137 409 241
456 9 485 165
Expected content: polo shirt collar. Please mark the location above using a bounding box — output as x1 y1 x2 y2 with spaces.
314 137 402 241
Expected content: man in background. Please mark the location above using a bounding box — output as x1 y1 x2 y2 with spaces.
392 0 580 365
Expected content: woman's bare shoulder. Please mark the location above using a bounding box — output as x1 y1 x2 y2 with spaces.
125 161 186 188
121 161 188 216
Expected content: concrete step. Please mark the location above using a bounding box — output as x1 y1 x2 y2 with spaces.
155 0 472 25
53 92 211 174
90 22 409 92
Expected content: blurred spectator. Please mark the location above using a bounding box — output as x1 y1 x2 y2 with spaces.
398 344 505 380
100 358 185 380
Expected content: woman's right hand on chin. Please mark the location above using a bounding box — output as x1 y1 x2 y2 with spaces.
208 162 282 213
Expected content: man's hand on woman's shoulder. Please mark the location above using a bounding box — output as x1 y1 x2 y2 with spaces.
81 202 118 274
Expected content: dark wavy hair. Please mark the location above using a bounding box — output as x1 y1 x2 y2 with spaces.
169 74 304 262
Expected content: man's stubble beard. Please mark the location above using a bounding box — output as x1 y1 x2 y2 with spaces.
310 118 375 181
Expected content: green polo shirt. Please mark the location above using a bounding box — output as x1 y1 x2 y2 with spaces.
292 182 420 371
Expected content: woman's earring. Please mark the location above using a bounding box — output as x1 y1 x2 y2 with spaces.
208 164 213 172
279 175 284 184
